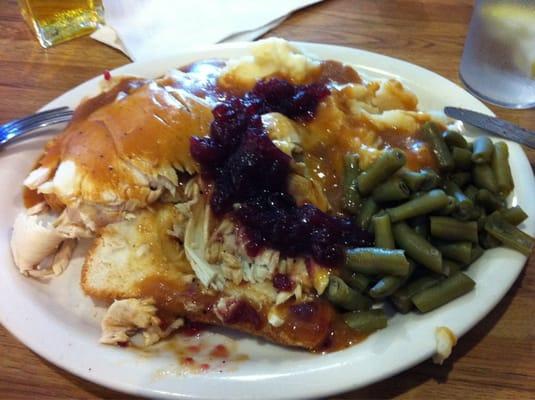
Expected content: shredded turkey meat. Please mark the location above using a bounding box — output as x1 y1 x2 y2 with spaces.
100 298 183 347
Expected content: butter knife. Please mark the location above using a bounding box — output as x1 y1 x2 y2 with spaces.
444 107 535 149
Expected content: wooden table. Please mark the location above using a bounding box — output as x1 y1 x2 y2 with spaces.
1 0 533 398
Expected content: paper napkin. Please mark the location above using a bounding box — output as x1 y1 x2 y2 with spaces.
91 0 322 61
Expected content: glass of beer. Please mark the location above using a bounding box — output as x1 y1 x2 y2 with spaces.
18 0 104 48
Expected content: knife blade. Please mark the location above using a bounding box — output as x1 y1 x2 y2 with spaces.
444 107 535 149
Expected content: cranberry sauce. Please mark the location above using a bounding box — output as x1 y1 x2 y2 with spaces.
272 273 296 292
190 78 372 266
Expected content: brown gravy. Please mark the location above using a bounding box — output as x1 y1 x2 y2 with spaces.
22 187 44 208
28 56 437 210
136 276 365 352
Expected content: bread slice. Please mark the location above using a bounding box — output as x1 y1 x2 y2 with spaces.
82 204 335 350
81 204 193 300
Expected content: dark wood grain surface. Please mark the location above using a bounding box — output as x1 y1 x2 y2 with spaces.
1 0 533 398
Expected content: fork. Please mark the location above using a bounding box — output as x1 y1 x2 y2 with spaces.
0 106 73 148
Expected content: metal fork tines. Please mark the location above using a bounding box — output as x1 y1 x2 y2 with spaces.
0 106 73 148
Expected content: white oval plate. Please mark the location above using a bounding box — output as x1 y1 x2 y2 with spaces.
0 42 534 400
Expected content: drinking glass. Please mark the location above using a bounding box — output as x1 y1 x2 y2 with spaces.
19 0 104 48
460 0 535 109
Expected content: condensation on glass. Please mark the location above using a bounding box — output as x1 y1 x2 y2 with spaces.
460 0 535 109
19 0 104 48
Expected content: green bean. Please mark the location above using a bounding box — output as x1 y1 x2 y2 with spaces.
484 213 535 256
387 189 449 222
433 240 472 265
443 259 462 276
356 148 406 195
410 216 429 238
500 206 528 226
430 216 479 243
325 276 372 311
445 180 473 214
343 309 388 333
390 296 413 313
422 122 454 171
451 172 471 188
369 261 416 299
373 213 395 249
371 177 410 203
467 141 474 151
470 244 484 263
452 147 473 171
464 185 478 202
476 188 504 212
442 130 468 149
436 196 456 216
472 136 494 164
390 275 442 313
369 276 404 299
345 248 410 276
340 269 372 292
342 153 361 214
480 232 502 249
412 272 475 312
400 169 440 192
419 168 442 191
473 164 498 193
491 142 514 195
392 222 443 274
477 212 487 232
460 207 484 223
453 203 482 222
409 191 425 200
355 197 379 231
400 170 427 192
478 205 487 223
